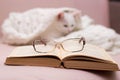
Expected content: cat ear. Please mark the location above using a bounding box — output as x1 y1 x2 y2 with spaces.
73 11 81 17
73 11 81 30
57 12 64 20
73 11 81 22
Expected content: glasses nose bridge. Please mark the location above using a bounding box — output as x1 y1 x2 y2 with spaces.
55 42 63 49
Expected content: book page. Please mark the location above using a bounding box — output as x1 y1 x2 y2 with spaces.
61 44 116 63
8 43 116 64
8 45 61 58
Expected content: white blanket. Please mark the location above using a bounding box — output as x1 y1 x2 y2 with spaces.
57 15 120 54
1 8 120 54
1 7 79 44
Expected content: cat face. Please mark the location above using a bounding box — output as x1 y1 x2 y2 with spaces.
56 12 80 34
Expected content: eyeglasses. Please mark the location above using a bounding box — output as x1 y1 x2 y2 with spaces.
33 37 86 53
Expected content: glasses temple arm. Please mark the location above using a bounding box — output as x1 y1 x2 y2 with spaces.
79 37 86 51
79 37 86 45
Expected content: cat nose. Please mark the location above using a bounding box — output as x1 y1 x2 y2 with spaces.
68 29 72 33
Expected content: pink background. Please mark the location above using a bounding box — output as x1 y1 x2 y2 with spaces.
0 0 109 27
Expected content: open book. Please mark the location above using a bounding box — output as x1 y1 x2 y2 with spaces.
5 42 119 71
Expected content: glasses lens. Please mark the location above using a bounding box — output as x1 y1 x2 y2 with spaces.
62 38 83 52
33 40 55 53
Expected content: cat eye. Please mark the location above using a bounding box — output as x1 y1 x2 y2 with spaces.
33 37 86 53
71 25 74 27
64 25 68 27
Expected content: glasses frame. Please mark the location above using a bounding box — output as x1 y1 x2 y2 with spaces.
33 37 86 53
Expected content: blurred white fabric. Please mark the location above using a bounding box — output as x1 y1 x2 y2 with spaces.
56 15 120 54
1 8 120 54
1 8 80 44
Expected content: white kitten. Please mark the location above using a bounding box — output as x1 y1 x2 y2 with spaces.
35 11 81 43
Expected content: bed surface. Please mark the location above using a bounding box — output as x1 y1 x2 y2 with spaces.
0 43 120 80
